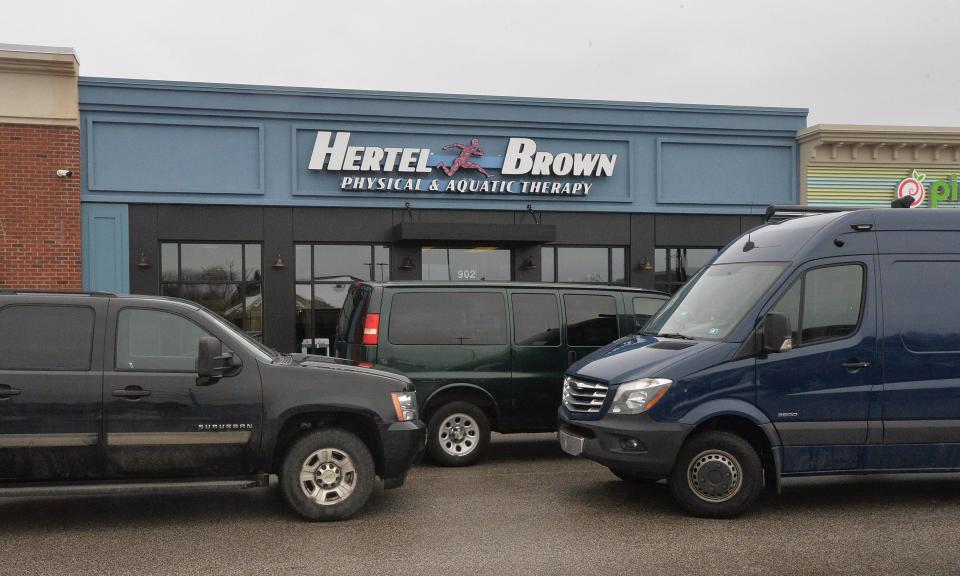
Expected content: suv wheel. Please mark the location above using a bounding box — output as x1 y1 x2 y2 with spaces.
427 401 490 467
280 428 375 521
668 431 763 518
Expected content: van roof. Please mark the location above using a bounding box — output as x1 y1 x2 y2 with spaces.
718 207 960 265
357 281 669 296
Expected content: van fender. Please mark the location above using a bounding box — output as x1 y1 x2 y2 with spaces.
422 383 500 421
677 398 784 492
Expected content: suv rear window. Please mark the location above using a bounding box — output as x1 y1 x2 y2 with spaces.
388 292 506 345
0 305 95 371
337 285 372 343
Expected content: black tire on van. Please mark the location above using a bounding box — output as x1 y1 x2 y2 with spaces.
280 428 375 521
668 431 763 518
426 401 491 467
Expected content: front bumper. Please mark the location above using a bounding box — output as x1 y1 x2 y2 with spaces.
558 409 690 479
379 420 427 489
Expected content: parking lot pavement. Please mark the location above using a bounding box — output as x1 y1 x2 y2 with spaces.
3 433 960 576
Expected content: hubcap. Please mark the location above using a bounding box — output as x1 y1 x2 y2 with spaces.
299 448 357 506
687 449 742 503
438 413 479 457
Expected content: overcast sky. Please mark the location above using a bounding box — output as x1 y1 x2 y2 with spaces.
5 0 960 126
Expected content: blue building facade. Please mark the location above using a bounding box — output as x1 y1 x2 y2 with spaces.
79 78 806 352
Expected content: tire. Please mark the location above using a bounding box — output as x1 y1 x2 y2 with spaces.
426 401 490 467
280 428 375 521
610 467 661 484
668 431 763 519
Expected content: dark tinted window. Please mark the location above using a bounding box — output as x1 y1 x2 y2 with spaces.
801 265 863 344
513 293 561 346
389 292 506 345
886 261 960 353
564 294 618 347
337 285 372 343
769 264 863 346
117 309 210 372
0 305 94 370
633 296 665 332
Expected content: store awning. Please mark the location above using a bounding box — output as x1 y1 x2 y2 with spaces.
393 222 556 243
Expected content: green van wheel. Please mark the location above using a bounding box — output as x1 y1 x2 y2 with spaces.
427 402 490 467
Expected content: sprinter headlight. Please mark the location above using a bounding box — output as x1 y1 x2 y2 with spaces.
609 378 672 415
391 391 418 422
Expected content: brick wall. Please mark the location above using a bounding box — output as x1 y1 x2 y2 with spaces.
0 122 82 290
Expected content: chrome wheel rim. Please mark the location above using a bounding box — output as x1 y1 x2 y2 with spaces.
438 413 479 457
687 449 742 503
299 448 357 506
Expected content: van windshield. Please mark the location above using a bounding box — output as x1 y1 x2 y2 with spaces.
644 262 788 341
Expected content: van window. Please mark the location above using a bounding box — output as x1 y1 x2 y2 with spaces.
564 294 618 347
770 264 864 346
885 261 960 353
117 309 210 372
632 297 665 332
0 305 94 371
513 293 561 346
388 292 506 345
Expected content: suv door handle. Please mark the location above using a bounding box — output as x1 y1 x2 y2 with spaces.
0 386 20 398
840 361 871 371
112 387 151 399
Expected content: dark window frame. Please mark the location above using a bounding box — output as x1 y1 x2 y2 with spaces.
655 247 720 294
295 243 390 352
771 262 867 349
159 241 263 335
541 245 628 285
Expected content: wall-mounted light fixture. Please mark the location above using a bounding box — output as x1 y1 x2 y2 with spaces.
136 250 151 269
637 257 653 271
272 254 286 270
520 256 537 271
399 256 416 271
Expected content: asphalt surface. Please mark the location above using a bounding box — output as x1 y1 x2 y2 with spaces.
3 433 960 575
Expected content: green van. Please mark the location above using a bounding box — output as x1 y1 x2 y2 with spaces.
334 282 668 466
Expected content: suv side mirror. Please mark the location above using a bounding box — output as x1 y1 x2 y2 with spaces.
197 336 238 381
762 312 793 353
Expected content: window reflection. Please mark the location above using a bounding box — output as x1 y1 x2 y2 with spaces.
540 246 627 285
160 242 262 337
421 247 511 281
655 247 719 294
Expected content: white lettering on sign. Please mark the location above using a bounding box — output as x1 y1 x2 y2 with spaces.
501 137 616 177
309 131 433 174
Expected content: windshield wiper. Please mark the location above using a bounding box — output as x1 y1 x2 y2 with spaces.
656 332 695 340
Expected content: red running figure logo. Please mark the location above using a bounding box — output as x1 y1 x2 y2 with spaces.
436 137 491 178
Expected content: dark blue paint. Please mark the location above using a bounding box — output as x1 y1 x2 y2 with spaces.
563 208 960 480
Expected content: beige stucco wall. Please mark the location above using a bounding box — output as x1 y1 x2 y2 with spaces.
0 44 79 127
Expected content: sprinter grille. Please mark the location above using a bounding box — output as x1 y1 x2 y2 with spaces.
562 377 610 413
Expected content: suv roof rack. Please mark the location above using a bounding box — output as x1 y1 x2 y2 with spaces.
764 205 864 223
0 290 117 297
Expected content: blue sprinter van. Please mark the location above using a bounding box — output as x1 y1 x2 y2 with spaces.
558 205 960 518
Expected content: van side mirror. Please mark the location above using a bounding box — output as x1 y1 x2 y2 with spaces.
762 312 793 353
197 336 238 382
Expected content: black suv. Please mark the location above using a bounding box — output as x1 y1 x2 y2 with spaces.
0 291 425 521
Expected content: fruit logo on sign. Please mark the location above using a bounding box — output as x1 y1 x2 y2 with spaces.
896 169 926 208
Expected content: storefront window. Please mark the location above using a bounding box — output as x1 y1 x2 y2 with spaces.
159 243 262 337
654 247 719 293
421 247 511 281
295 244 390 355
540 246 627 285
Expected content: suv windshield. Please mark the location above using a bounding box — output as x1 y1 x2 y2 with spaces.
644 262 788 341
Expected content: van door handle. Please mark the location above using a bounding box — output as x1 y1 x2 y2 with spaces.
568 350 578 364
112 387 151 399
840 361 871 371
